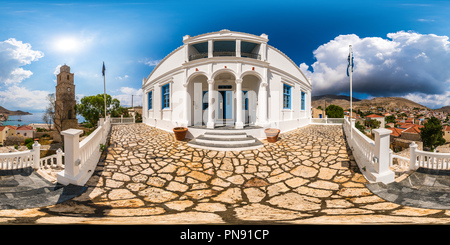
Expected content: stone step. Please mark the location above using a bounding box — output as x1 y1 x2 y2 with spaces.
203 131 248 139
187 139 264 152
196 135 256 145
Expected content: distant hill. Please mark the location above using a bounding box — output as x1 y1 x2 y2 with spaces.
312 95 431 111
0 106 31 115
435 106 450 114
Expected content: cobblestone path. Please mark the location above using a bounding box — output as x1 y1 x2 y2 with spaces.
2 123 450 224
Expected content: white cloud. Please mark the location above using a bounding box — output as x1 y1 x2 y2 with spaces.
0 38 44 85
306 31 450 108
116 75 129 80
140 58 162 67
403 91 450 109
112 87 143 107
0 85 50 111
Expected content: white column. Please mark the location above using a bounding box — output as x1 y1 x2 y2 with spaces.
207 79 215 128
32 141 41 170
235 79 243 129
236 39 241 57
373 128 395 184
208 40 213 58
409 142 418 170
259 82 269 126
57 129 83 185
183 83 189 126
56 148 63 167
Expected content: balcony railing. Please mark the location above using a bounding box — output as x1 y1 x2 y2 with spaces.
188 52 261 61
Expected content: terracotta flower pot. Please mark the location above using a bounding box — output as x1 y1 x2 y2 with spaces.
264 128 280 143
173 127 188 141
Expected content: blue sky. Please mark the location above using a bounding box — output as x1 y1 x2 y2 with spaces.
0 0 450 112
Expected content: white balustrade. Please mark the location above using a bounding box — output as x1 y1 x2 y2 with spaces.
311 118 344 124
57 117 111 186
39 148 64 169
414 150 450 170
111 115 135 124
342 117 395 183
389 153 410 170
0 141 40 170
389 141 450 172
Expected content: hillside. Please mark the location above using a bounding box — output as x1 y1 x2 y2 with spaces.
434 106 450 114
312 95 431 111
0 106 31 115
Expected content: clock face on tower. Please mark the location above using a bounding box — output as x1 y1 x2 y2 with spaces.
68 87 71 91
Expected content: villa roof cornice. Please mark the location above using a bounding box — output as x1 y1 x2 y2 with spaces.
182 56 269 68
183 29 269 44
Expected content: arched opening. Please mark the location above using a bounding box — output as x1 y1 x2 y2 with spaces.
242 74 261 126
214 72 236 127
187 74 209 126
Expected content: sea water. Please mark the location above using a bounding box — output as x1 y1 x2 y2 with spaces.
1 112 85 126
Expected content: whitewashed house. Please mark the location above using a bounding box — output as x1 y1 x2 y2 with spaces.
142 30 311 150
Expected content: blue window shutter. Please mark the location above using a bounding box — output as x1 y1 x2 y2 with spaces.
301 91 305 110
162 84 170 109
148 91 153 110
283 84 291 109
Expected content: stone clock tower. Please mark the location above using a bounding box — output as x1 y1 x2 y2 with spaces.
54 64 78 142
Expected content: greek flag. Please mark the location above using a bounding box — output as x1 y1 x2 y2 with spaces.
347 50 354 77
102 62 106 77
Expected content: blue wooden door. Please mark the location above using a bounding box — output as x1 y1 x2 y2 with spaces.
224 91 232 119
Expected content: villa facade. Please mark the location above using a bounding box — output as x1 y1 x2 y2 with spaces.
142 30 312 139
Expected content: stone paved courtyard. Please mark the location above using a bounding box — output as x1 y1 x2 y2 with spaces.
2 123 450 224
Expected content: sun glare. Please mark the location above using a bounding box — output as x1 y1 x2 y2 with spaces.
54 37 80 52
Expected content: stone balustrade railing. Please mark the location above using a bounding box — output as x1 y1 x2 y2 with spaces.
0 143 39 170
311 118 345 124
39 149 64 169
57 117 111 186
0 140 65 172
343 117 395 184
111 115 135 124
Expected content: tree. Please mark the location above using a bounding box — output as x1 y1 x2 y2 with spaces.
75 94 126 126
366 119 381 129
385 115 396 124
420 117 445 151
325 104 344 118
42 93 65 135
355 121 365 133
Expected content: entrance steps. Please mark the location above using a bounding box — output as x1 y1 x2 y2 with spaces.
187 130 264 151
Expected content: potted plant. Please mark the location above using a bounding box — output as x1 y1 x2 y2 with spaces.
264 128 280 143
173 127 188 141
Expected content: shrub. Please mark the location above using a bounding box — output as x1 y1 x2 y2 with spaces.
25 138 34 145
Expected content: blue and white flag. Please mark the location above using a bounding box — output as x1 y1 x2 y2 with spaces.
347 50 354 77
102 62 106 77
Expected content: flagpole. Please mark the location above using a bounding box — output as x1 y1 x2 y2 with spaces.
103 62 106 119
349 45 353 140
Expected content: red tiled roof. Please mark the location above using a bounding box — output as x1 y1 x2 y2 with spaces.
403 124 423 134
366 114 384 118
16 125 33 130
444 126 450 132
388 127 403 137
6 125 17 130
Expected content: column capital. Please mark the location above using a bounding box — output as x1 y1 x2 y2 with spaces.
261 82 268 87
207 79 214 84
235 78 242 84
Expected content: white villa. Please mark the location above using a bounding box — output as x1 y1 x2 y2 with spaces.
142 30 311 149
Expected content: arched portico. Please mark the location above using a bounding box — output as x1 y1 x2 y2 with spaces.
186 68 265 129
